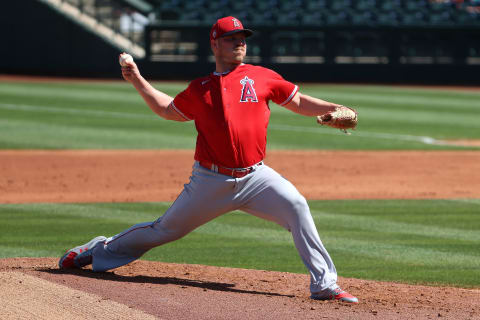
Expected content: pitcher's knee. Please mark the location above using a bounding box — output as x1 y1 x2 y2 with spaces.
292 196 310 214
285 196 311 221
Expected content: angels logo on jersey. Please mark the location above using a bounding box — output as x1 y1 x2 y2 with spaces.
239 76 258 102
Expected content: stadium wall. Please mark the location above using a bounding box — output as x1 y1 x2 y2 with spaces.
0 0 123 78
1 1 479 84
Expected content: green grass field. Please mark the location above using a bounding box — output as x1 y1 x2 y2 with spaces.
0 79 479 288
0 200 478 288
1 80 479 150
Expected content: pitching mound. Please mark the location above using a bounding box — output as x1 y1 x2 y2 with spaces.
1 258 479 320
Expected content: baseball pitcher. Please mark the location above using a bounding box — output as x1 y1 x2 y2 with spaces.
59 16 358 303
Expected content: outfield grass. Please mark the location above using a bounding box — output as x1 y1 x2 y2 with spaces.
0 200 479 288
1 80 479 150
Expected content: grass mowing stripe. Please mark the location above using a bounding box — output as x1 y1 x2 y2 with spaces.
447 199 480 205
0 81 185 92
0 203 165 224
0 82 184 107
0 103 156 120
357 107 480 126
326 236 479 268
0 246 55 258
310 210 480 242
311 199 480 229
300 84 480 98
302 89 480 112
0 83 142 103
194 219 292 243
0 119 195 149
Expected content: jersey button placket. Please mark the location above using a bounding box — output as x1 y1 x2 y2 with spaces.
221 77 231 113
223 87 229 107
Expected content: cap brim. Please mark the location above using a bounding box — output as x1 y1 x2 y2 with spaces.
220 29 254 38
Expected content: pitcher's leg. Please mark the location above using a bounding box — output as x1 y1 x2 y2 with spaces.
92 166 236 272
241 165 337 293
92 221 156 271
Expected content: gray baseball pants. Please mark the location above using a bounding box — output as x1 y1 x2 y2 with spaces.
92 162 337 293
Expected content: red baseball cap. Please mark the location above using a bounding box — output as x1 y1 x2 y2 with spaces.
210 16 253 41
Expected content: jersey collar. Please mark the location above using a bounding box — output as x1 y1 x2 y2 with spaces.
213 63 245 76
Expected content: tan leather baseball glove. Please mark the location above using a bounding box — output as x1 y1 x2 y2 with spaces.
317 106 358 134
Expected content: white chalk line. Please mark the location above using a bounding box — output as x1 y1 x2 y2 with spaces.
268 124 468 147
1 102 477 147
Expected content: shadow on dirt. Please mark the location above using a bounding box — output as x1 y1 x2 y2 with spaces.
38 267 295 298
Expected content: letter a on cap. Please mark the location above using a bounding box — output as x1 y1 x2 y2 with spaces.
232 18 241 27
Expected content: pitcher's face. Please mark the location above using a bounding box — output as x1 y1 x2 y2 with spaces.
212 33 247 64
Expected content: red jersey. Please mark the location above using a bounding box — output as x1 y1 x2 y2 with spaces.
171 64 298 168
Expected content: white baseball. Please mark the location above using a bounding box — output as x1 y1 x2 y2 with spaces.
119 53 134 67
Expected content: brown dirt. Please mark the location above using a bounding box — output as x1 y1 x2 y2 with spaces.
1 258 479 320
1 150 480 203
1 149 480 320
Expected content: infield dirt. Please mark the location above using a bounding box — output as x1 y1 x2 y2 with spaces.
1 150 480 203
1 150 479 319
